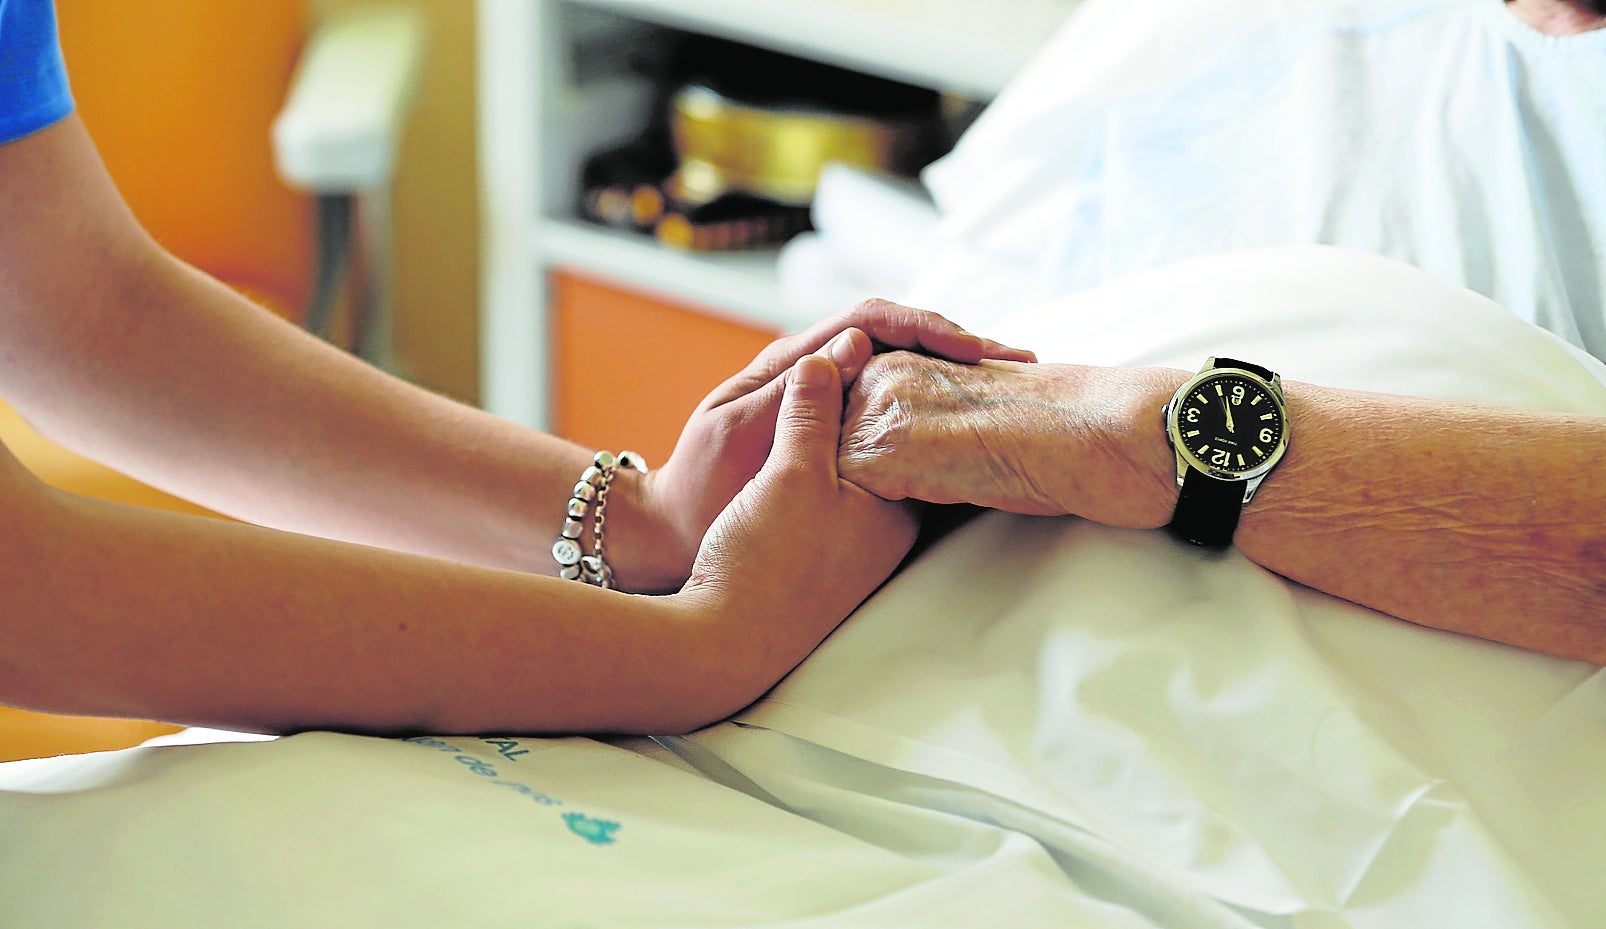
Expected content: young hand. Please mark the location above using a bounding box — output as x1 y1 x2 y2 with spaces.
673 349 920 718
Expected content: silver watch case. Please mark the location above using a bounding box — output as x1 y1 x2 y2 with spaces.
1163 358 1290 505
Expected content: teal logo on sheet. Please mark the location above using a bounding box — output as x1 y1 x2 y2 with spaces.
403 736 623 846
563 812 621 846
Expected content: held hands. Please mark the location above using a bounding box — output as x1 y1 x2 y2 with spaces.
675 350 918 708
837 353 1184 530
629 300 1034 591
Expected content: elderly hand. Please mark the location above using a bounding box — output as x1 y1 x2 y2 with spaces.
627 300 1033 591
838 353 1186 529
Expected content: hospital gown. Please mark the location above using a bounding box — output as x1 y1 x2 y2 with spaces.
912 0 1606 361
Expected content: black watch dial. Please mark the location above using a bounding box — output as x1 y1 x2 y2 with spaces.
1171 372 1286 478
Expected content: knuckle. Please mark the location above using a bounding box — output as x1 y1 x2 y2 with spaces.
848 296 893 319
848 297 916 340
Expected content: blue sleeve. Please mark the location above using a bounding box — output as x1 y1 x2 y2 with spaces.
0 0 72 145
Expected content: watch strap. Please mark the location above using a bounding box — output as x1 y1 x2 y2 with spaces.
1167 356 1279 548
1214 356 1274 381
1169 468 1246 548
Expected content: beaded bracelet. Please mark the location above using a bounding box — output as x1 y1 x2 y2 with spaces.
551 450 647 589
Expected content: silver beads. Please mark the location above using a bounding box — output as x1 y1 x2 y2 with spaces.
551 537 582 567
550 449 648 590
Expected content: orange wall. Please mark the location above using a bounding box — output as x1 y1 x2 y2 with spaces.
57 0 315 314
60 0 483 400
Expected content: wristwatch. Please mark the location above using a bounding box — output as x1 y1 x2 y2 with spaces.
1163 357 1290 547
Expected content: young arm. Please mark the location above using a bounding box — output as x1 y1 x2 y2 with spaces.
0 115 1022 593
1 351 910 736
838 355 1606 664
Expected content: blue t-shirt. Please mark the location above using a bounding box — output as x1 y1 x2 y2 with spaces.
0 0 71 144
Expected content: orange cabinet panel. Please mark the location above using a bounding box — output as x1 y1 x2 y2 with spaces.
550 270 781 465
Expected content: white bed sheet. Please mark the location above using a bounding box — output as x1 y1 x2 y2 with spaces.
2 246 1601 928
693 246 1606 928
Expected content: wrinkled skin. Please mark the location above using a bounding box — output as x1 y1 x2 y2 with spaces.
838 353 1184 530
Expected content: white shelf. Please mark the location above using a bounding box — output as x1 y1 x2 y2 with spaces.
479 0 1075 428
539 219 804 331
572 0 1075 98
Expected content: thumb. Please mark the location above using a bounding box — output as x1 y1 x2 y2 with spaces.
768 354 844 478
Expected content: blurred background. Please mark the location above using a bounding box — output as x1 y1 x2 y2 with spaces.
57 0 481 404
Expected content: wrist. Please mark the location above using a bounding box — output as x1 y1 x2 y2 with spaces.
593 467 697 594
534 447 686 593
1101 366 1189 529
634 588 757 732
1017 363 1183 527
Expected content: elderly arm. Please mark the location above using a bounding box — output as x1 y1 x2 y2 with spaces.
840 355 1606 664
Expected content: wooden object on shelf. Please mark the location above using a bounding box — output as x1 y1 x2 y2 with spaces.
578 138 817 253
653 194 812 252
549 270 779 465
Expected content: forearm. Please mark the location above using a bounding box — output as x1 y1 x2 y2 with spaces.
0 116 684 587
1115 372 1606 661
1235 385 1606 662
1 479 782 736
1 313 914 737
37 252 618 573
843 356 1606 663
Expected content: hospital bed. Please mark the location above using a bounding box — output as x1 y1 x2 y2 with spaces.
3 244 1599 929
3 2 1603 927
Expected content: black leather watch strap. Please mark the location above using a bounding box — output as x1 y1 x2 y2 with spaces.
1214 356 1274 380
1169 469 1246 548
1166 356 1283 548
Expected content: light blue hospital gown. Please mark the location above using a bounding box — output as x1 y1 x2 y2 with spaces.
913 0 1606 361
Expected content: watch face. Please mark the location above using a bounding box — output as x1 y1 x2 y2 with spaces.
1169 371 1288 479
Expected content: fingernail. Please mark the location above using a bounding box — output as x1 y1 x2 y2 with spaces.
827 330 858 368
791 355 831 391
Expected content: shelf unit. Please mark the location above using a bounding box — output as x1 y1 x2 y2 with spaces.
477 0 1075 428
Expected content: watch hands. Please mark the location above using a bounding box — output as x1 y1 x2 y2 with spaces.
1222 393 1235 433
